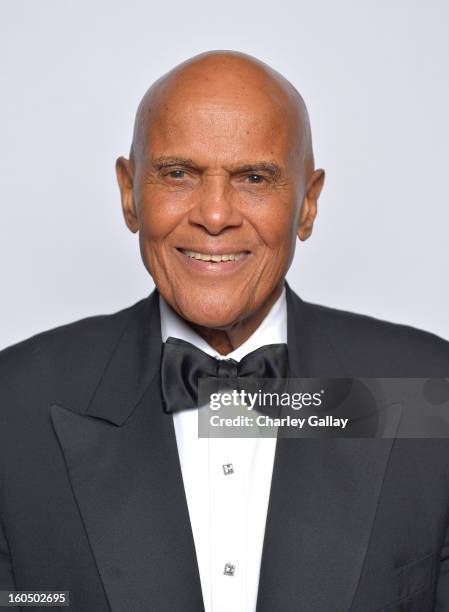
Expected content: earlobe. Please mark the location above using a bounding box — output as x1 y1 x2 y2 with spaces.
297 168 325 242
116 156 139 234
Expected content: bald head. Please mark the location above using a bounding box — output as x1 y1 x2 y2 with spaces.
130 50 314 178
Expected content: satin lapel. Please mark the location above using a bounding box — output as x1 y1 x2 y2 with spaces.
256 284 396 612
51 291 204 612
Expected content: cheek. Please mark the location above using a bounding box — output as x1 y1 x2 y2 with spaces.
138 194 186 241
252 200 297 253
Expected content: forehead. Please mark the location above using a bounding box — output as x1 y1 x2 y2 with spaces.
144 88 295 166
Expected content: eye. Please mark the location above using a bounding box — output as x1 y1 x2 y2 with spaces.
168 169 186 179
247 174 265 184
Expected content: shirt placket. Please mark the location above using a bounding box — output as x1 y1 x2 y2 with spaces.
209 435 250 612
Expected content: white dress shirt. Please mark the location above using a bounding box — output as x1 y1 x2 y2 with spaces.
159 286 287 612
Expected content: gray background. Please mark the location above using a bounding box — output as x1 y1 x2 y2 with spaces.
1 0 448 350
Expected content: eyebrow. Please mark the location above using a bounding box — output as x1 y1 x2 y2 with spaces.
151 156 282 179
229 161 281 179
152 156 201 170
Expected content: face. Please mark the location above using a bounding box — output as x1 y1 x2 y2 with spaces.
116 82 324 329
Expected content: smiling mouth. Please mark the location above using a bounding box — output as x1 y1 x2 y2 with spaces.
177 248 250 262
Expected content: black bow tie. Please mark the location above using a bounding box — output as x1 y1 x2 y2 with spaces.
160 337 289 414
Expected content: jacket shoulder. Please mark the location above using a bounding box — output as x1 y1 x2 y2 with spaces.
1 300 144 360
305 301 449 376
0 298 148 403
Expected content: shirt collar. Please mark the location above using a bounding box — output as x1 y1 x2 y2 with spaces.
159 285 287 361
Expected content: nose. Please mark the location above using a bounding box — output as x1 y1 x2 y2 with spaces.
187 174 243 235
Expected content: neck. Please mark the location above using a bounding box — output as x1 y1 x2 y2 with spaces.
189 282 284 355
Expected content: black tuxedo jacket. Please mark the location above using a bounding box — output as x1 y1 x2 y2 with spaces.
1 284 449 612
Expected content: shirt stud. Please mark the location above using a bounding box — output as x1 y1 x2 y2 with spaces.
223 562 235 576
222 463 234 475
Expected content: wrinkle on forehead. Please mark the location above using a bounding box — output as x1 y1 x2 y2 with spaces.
130 50 314 177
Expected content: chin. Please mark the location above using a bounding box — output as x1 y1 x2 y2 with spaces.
172 291 249 329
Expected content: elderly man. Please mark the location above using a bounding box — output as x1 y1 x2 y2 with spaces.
1 51 449 612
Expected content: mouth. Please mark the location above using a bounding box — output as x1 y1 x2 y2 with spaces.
178 248 249 262
175 247 251 272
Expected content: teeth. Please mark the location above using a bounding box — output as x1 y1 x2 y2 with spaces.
182 249 247 262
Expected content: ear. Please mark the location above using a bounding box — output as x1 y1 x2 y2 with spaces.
297 169 325 241
116 156 139 233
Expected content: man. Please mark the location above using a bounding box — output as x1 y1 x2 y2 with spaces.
1 50 448 612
